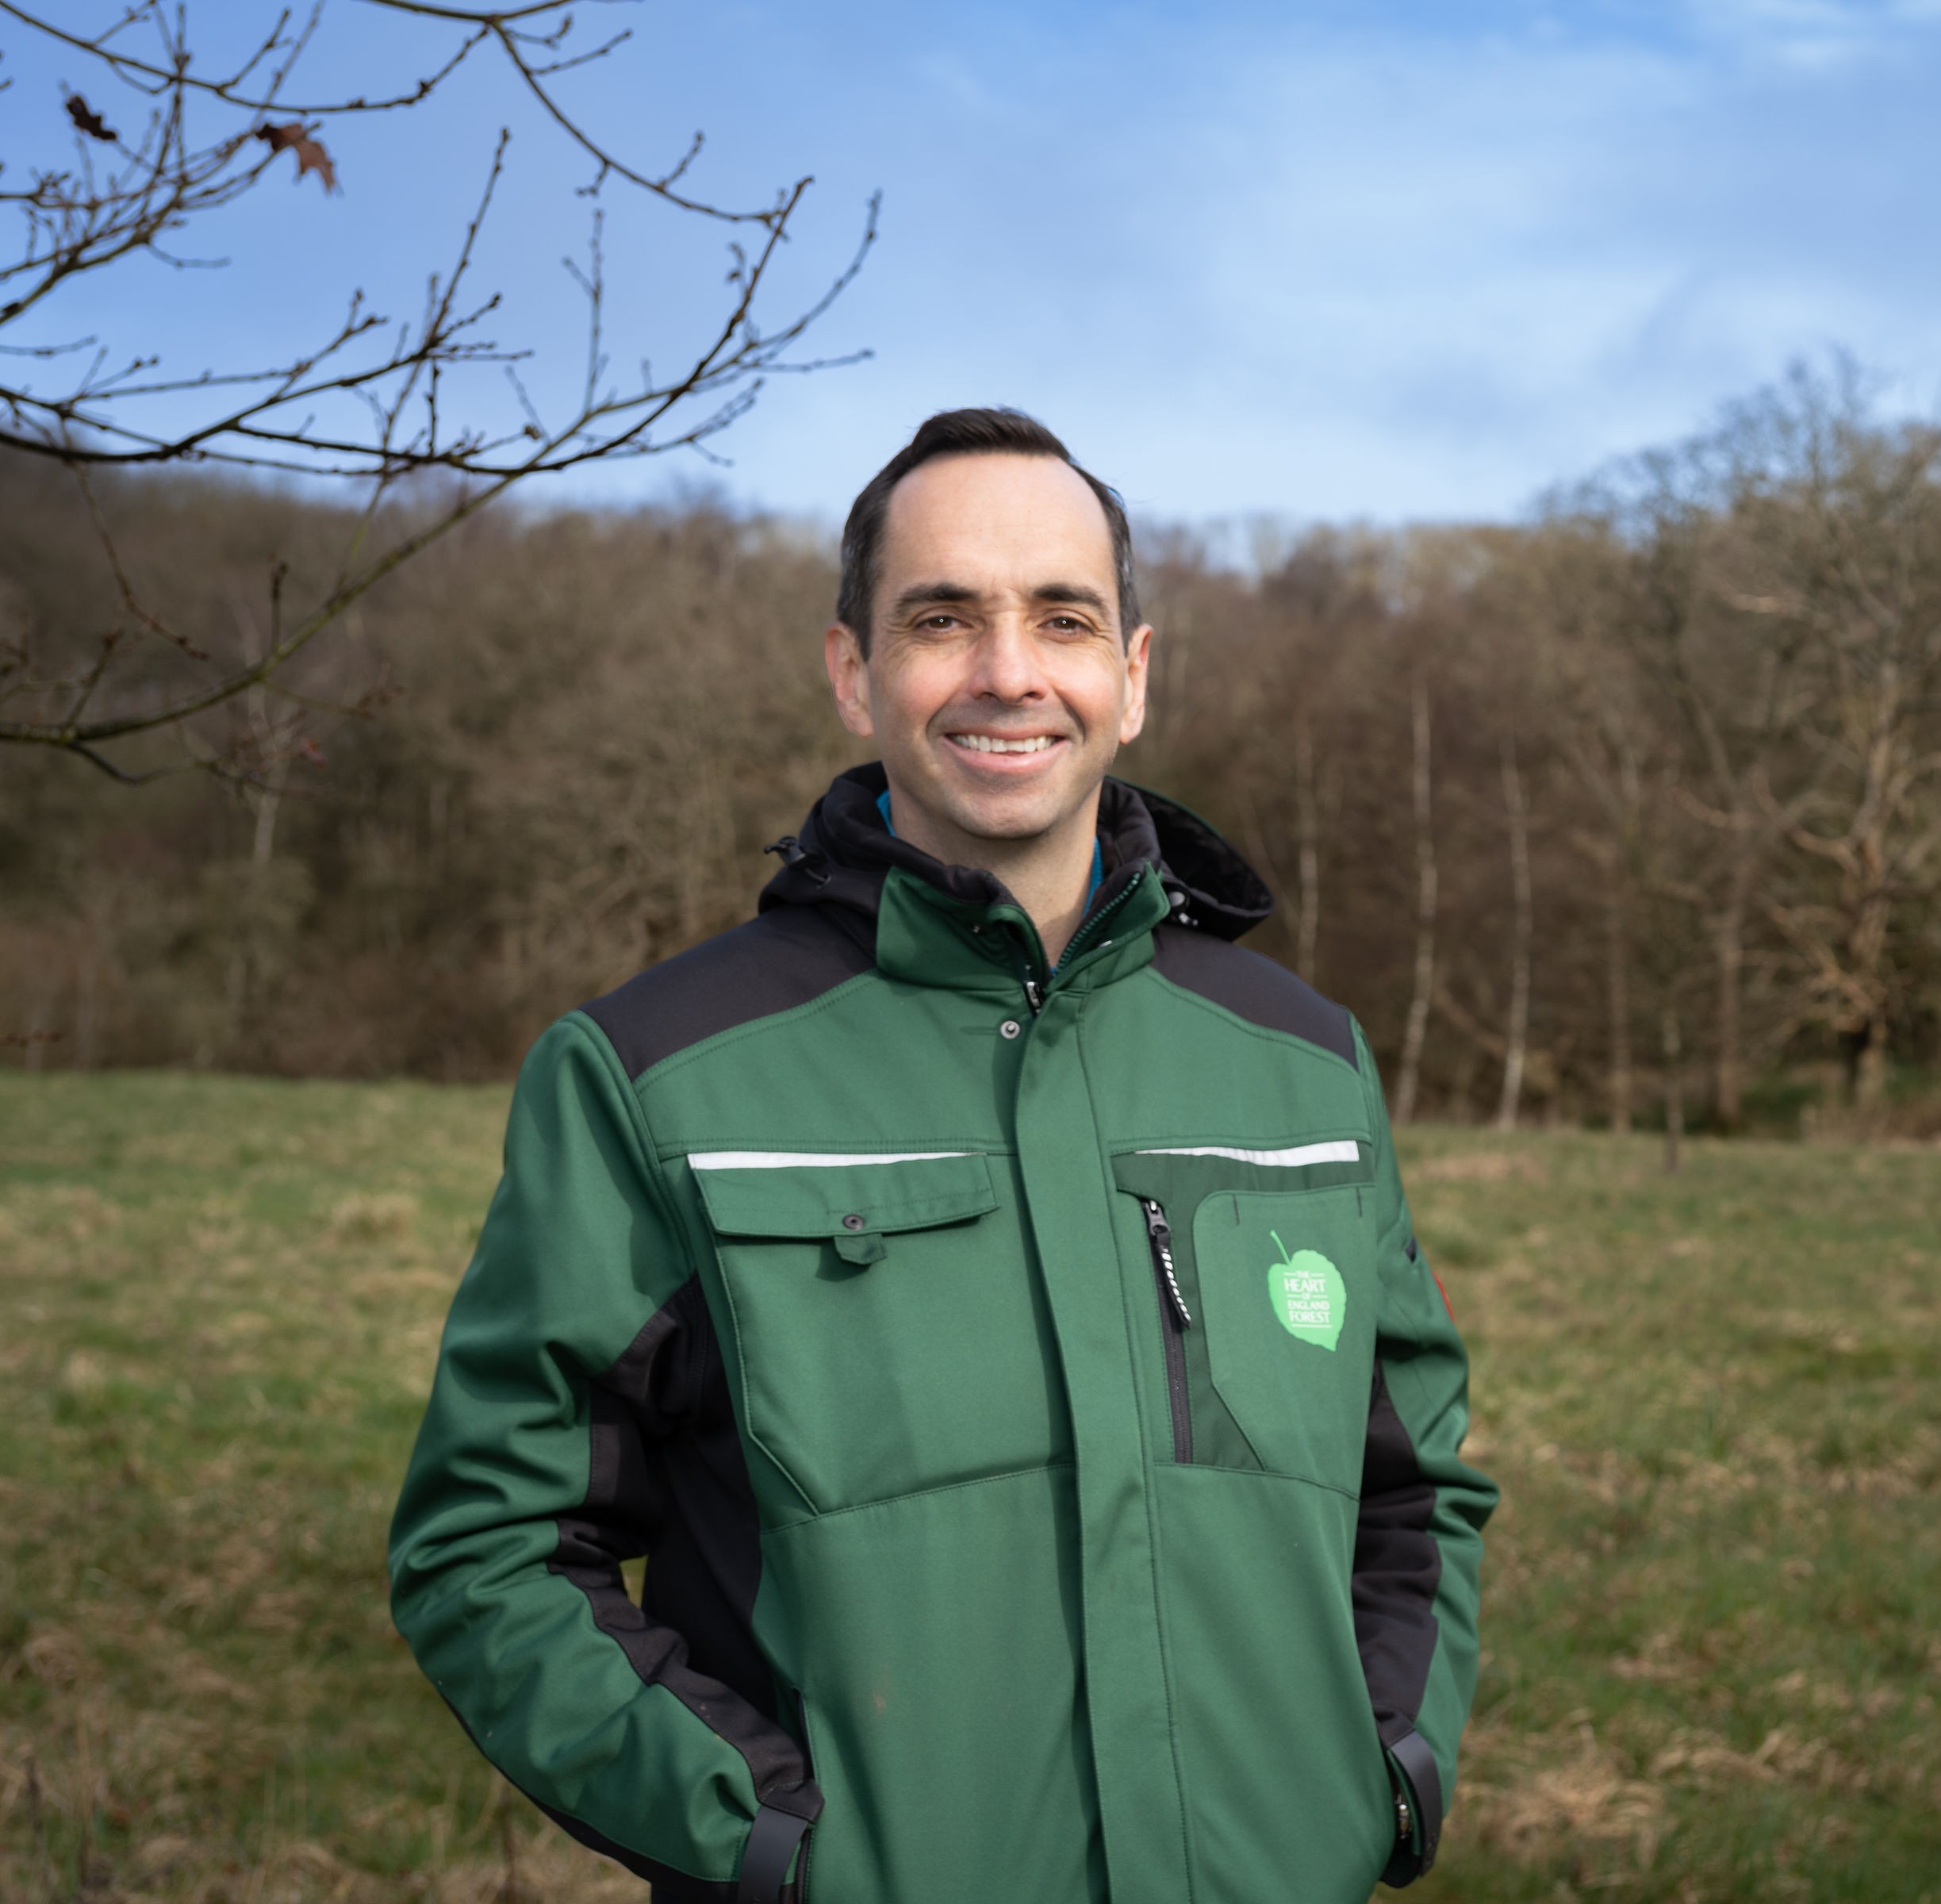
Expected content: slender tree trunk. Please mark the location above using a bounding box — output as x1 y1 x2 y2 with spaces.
75 944 98 1072
1494 736 1532 1131
1396 674 1437 1123
229 678 290 1058
1853 1016 1889 1107
1849 833 1894 1110
1713 841 1748 1130
24 976 52 1073
1605 880 1631 1134
1662 1004 1683 1174
251 786 282 866
1294 703 1320 979
242 664 288 867
1231 785 1303 974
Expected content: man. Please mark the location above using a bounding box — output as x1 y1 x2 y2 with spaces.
389 409 1495 1904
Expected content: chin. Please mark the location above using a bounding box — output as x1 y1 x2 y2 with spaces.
946 795 1064 843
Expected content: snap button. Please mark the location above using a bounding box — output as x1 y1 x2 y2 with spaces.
842 1213 866 1231
999 1019 1022 1040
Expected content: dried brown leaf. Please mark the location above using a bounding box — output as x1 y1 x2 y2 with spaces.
256 121 339 193
64 94 117 143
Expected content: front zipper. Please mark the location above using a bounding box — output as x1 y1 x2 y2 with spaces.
1001 863 1149 1019
1141 1197 1193 1462
999 923 1046 1015
1057 865 1146 970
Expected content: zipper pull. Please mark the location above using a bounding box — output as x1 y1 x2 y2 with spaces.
1022 975 1044 1015
1141 1199 1192 1328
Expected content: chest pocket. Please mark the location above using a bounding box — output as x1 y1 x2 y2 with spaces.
1114 1145 1378 1493
690 1150 1064 1516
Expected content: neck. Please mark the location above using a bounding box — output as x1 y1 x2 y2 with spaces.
885 785 1101 968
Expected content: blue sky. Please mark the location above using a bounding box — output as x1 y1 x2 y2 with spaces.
10 0 1941 528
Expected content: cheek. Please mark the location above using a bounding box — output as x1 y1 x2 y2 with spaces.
1062 656 1131 737
876 654 961 741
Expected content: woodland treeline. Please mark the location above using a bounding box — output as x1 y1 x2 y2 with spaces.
5 369 1940 1130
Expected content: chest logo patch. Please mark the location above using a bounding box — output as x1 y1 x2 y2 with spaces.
1268 1233 1345 1350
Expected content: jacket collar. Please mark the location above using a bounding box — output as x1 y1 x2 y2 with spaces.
758 762 1272 992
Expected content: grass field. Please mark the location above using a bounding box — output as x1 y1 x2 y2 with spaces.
2 1073 1937 1902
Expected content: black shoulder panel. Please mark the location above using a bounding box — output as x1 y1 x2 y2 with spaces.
579 905 876 1081
1149 923 1357 1067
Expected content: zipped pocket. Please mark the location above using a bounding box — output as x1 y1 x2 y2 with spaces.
1112 1163 1255 1470
1114 1140 1377 1480
1141 1197 1193 1463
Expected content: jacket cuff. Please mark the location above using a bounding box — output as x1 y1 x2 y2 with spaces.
736 1786 821 1904
1379 1729 1443 1887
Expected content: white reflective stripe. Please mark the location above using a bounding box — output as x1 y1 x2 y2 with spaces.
689 1150 973 1171
1133 1139 1361 1168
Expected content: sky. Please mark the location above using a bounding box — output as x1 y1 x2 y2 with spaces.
8 0 1941 532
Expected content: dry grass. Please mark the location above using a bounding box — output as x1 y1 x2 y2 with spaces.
1398 1124 1941 1902
2 1078 1939 1901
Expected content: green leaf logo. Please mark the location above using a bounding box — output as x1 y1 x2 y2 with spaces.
1268 1233 1345 1351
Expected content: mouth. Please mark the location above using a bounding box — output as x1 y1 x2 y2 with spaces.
944 732 1067 757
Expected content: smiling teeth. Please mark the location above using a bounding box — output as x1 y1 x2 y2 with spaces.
950 734 1056 754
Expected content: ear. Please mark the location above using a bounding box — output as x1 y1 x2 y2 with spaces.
1118 623 1153 746
825 622 876 739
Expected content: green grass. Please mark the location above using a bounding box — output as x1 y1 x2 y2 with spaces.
2 1077 1938 1901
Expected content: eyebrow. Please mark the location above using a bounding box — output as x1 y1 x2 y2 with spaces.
888 580 1113 620
1033 582 1112 616
889 582 979 620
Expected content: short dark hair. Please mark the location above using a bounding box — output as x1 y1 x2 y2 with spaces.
836 407 1140 651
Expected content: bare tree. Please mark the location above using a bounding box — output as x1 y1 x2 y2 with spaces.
1393 669 1436 1123
0 1 874 785
1554 681 1648 1135
1660 1003 1683 1173
1249 528 1386 984
1574 434 1809 1129
1494 733 1532 1130
1291 702 1322 978
1732 381 1941 1107
1512 516 1651 1132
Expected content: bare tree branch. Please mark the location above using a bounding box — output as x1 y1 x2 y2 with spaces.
0 0 876 779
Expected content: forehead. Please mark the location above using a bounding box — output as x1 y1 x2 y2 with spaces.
877 453 1116 593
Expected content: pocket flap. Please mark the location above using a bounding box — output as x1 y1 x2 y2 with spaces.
690 1150 998 1238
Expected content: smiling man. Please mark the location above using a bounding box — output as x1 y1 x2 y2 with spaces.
390 409 1495 1904
822 432 1152 969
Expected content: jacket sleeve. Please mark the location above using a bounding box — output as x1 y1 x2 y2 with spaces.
387 1013 819 1901
1349 1019 1498 1887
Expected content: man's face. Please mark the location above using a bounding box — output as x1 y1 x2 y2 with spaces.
825 453 1151 862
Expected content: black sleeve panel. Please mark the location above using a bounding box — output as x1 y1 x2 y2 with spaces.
1354 1363 1444 1745
580 908 876 1082
547 1277 823 1814
631 1278 776 1718
1149 925 1359 1068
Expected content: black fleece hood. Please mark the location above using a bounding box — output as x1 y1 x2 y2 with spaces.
759 762 1272 944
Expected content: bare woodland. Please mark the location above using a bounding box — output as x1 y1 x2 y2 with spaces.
5 367 1940 1130
2 16 1938 1125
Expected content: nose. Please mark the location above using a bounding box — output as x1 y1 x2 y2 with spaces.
967 615 1045 704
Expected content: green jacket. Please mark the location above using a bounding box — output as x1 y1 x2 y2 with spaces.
389 765 1495 1904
